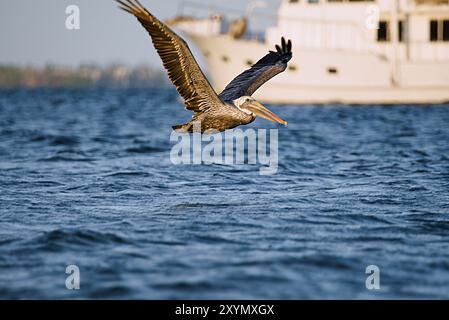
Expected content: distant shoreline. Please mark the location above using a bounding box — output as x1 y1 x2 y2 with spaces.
0 64 169 89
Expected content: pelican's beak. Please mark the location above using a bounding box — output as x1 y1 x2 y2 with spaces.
245 101 288 126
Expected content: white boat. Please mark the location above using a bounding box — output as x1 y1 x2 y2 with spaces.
168 0 449 104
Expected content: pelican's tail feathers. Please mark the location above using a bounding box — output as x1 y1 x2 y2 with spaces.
172 123 192 132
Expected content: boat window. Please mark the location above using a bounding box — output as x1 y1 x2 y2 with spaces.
377 20 405 42
399 20 404 42
289 65 298 72
246 60 254 66
377 21 389 42
443 20 449 41
430 19 449 42
289 0 300 3
308 0 319 3
327 67 338 75
222 56 230 63
430 20 439 41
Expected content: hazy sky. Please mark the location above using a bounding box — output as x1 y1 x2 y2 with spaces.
0 0 281 68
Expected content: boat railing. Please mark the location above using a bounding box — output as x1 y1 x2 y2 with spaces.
414 0 449 5
176 0 278 41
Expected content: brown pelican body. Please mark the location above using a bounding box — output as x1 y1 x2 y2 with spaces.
117 0 292 133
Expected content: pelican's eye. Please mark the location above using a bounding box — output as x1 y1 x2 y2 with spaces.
246 98 251 103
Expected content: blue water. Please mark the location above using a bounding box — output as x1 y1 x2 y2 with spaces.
1 88 449 299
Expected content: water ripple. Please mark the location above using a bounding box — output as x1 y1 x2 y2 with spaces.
1 89 449 299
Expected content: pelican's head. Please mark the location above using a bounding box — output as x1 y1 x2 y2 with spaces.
234 96 288 126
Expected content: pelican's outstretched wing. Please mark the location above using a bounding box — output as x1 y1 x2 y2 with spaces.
116 0 222 113
219 38 293 103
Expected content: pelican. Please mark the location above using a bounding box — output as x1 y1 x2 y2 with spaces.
116 0 292 133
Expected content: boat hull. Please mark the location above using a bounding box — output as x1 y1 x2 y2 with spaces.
187 34 449 105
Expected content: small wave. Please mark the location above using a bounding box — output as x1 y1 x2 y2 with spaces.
31 134 80 146
105 171 151 178
34 229 129 250
49 136 79 146
126 146 166 154
172 202 246 209
192 234 247 245
295 255 356 270
38 155 95 162
153 280 228 291
88 286 134 299
408 186 428 192
31 180 65 187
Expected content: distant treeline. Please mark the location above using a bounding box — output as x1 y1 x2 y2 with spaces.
0 64 168 89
